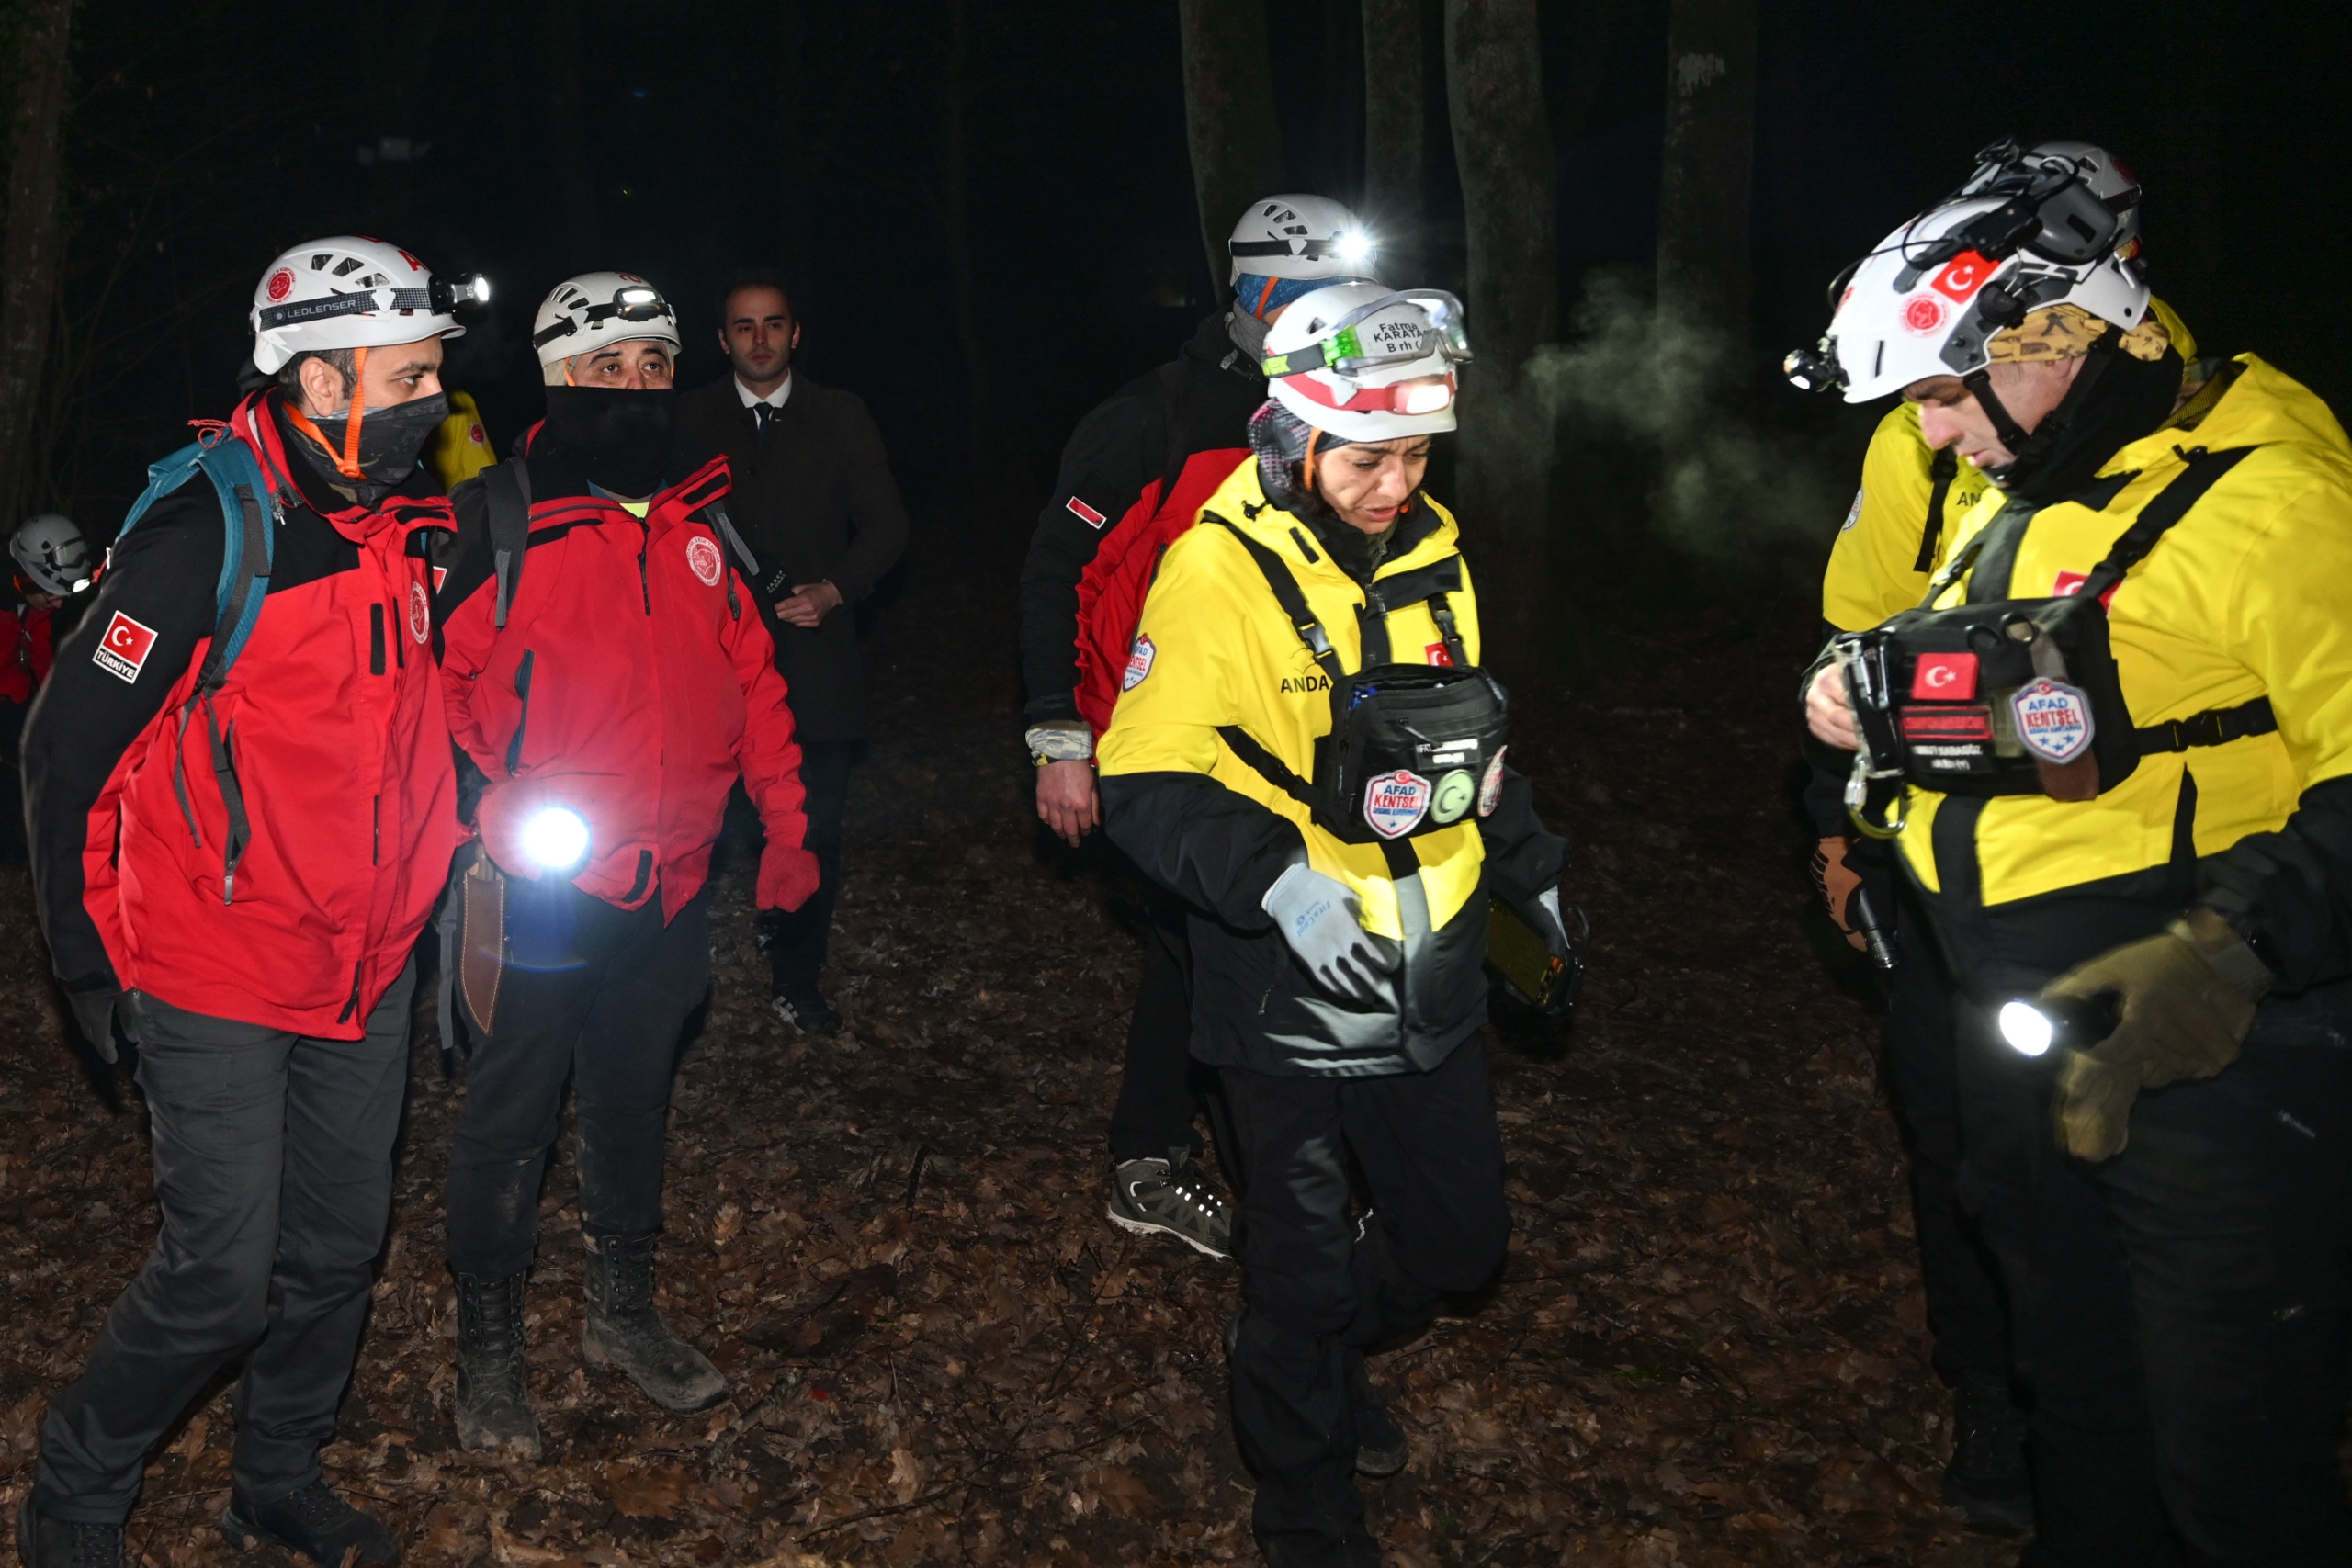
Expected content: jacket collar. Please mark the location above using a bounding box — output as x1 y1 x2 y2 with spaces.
232 391 446 542
1203 455 1461 584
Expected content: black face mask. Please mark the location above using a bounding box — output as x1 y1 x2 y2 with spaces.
1975 339 2184 505
541 385 676 498
284 390 448 509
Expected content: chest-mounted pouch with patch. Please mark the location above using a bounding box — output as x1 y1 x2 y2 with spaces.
1204 515 1509 849
1835 445 2276 838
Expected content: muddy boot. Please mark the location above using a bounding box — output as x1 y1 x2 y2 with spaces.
454 1271 541 1460
582 1233 729 1412
1346 1354 1409 1478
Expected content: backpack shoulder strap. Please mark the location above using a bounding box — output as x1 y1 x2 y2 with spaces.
1915 443 1959 573
189 437 274 687
696 498 752 619
2079 445 2262 602
484 459 533 628
1203 513 1347 684
1363 552 1470 666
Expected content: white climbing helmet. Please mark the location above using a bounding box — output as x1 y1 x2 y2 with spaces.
249 235 480 375
1955 138 2145 255
1260 281 1470 441
1228 195 1378 284
531 272 682 370
1819 195 2150 403
10 513 92 596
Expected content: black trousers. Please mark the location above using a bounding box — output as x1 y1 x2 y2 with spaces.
760 738 856 993
1107 886 1216 1163
1882 892 2010 1385
1941 894 2352 1567
1222 1040 1510 1553
444 881 711 1279
35 964 415 1524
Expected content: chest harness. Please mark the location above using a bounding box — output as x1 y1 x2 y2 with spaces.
1836 444 2278 838
1204 513 1510 852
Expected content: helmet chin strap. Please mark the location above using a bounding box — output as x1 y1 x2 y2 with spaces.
1962 335 2118 481
281 344 372 479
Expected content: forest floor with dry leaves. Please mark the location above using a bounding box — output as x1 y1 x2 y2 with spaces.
0 542 2024 1567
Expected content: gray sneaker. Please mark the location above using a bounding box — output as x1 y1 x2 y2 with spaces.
1107 1153 1233 1258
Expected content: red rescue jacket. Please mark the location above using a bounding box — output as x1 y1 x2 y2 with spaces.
22 394 461 1035
1 599 54 705
435 443 809 919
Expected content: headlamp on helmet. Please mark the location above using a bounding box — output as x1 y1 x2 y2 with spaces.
530 272 684 366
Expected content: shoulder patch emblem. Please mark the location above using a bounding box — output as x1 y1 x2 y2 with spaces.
2012 678 2096 764
1122 634 1156 691
408 581 431 643
1066 495 1108 528
93 612 158 683
686 535 724 587
1840 487 1864 533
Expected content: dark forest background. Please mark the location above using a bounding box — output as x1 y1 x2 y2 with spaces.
2 0 2346 668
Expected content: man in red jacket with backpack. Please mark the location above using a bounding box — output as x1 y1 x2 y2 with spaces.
1017 195 1378 1260
433 272 817 1460
17 235 470 1568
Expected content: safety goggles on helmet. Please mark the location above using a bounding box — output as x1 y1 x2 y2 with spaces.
531 283 673 352
1259 289 1472 379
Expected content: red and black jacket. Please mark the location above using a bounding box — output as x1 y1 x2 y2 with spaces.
23 393 460 1036
1017 310 1268 739
1 599 55 705
435 441 809 920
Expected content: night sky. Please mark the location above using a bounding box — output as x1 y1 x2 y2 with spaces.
34 0 2352 546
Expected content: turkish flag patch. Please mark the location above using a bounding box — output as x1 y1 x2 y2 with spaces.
1423 641 1454 667
1930 250 1997 302
93 611 159 683
2053 570 2120 608
1910 651 1979 700
1065 495 1108 528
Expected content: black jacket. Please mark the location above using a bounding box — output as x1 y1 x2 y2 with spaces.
1017 310 1267 731
673 373 908 742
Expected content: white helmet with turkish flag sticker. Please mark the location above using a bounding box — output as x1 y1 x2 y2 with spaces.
1261 282 1471 441
1825 197 2150 403
249 235 476 374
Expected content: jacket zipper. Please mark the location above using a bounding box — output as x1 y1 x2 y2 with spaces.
637 524 652 615
335 960 364 1024
506 650 535 775
372 793 380 865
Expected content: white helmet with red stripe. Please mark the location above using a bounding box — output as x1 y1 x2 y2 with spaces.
1819 192 2150 403
1260 282 1470 441
249 235 480 375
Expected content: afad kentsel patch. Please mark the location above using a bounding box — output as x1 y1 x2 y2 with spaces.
1122 634 1155 691
2012 677 2095 764
94 612 158 683
1363 768 1431 839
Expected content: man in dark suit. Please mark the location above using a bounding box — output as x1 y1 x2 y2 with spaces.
675 269 908 1034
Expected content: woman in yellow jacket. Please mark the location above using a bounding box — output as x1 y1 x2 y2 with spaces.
1804 178 2352 1562
1099 284 1568 1567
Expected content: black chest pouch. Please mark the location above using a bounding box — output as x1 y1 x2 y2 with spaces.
1206 516 1510 846
1835 445 2276 837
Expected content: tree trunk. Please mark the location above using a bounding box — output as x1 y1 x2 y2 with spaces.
0 0 76 523
1177 0 1285 297
1442 0 1555 671
940 0 989 472
545 0 600 271
1360 0 1425 281
1656 0 1756 354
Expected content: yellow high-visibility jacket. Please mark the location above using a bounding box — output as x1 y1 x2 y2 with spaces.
1098 456 1564 1076
425 389 497 493
1898 355 2352 931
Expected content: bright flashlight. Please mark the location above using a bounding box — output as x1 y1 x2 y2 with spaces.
1396 378 1454 415
1997 1000 2054 1057
1334 231 1374 265
617 287 659 308
520 807 590 871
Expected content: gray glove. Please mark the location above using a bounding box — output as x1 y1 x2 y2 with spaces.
68 987 126 1065
1261 863 1398 1005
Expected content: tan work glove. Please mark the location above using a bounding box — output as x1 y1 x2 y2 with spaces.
1809 836 1867 952
2042 908 2268 1162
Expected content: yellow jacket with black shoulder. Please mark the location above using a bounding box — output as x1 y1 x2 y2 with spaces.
1898 355 2352 989
1099 456 1565 1076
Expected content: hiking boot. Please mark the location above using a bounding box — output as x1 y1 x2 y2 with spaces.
1943 1371 2033 1537
770 983 842 1037
1347 1355 1409 1477
453 1270 541 1460
1107 1151 1233 1258
582 1233 729 1412
220 1479 399 1566
15 1495 123 1568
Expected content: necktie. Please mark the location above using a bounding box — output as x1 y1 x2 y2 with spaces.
753 403 775 437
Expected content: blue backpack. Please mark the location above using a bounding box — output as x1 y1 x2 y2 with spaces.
118 426 277 686
117 425 277 902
